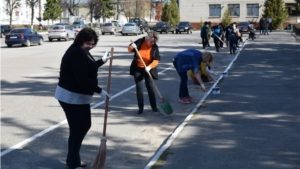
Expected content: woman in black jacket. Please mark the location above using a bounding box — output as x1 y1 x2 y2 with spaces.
55 28 110 169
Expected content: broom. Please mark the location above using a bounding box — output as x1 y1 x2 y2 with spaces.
92 47 114 169
130 40 173 115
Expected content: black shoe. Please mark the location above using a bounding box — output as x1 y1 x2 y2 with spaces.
66 161 86 167
137 111 143 114
152 107 159 112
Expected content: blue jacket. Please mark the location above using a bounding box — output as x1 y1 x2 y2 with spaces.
200 25 208 38
173 49 202 73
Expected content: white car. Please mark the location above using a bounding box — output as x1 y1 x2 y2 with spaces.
48 25 76 42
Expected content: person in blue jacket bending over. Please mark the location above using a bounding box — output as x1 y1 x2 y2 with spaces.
173 49 206 104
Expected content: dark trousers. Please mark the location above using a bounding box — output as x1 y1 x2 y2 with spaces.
133 68 157 112
228 35 237 54
173 60 189 98
201 36 208 48
59 101 91 169
213 37 220 51
220 36 224 47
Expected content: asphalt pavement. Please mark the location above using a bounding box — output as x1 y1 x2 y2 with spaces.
146 32 300 169
1 30 299 169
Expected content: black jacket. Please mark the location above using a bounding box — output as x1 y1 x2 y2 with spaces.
129 37 160 79
58 44 104 95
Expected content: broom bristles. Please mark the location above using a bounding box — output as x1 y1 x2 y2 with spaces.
92 137 107 169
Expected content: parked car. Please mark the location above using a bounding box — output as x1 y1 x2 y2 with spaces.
5 28 43 47
176 21 193 34
101 22 122 35
72 21 85 27
122 22 141 36
1 25 13 38
70 24 85 36
54 23 70 26
155 22 175 34
48 25 76 41
238 22 250 33
128 18 149 34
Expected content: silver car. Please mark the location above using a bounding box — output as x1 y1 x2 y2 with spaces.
70 24 85 36
122 22 141 36
48 25 76 41
101 22 122 35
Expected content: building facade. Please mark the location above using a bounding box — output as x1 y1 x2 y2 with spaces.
178 0 299 29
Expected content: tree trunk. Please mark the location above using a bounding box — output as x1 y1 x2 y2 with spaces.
31 5 34 29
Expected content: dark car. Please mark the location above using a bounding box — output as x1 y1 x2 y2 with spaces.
176 21 192 34
238 22 250 33
155 22 175 34
128 18 149 34
5 28 43 47
1 25 13 38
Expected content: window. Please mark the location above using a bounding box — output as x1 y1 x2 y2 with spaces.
247 4 259 16
228 4 240 16
209 4 221 16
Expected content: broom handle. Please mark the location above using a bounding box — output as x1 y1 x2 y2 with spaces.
102 48 114 137
130 40 164 100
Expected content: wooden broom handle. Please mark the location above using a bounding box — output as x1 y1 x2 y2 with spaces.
130 40 163 100
102 48 113 137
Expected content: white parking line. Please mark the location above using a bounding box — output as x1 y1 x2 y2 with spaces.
144 42 246 169
0 65 175 157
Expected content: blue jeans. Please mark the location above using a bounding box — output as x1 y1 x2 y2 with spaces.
173 60 189 98
264 25 269 35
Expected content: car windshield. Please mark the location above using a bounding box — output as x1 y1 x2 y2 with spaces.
239 22 249 26
178 22 189 26
10 29 26 33
103 23 112 26
125 23 135 26
129 19 140 24
156 22 165 26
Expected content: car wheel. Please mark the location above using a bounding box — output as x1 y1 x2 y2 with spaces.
49 38 52 42
187 30 189 34
135 33 138 36
166 30 168 34
172 31 174 34
38 38 43 45
102 33 104 35
176 31 178 34
122 33 124 36
26 40 30 47
141 29 144 34
7 44 12 47
179 32 181 34
58 38 61 41
65 35 69 41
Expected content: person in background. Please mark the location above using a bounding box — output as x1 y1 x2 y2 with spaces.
212 23 222 52
173 49 206 104
128 30 160 114
268 17 273 32
225 23 233 48
219 23 225 48
187 52 216 84
55 28 111 169
264 18 269 35
259 17 265 35
200 21 209 49
228 32 237 55
206 21 212 47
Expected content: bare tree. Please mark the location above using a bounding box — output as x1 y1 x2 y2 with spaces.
4 0 21 26
87 0 102 26
26 0 39 29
